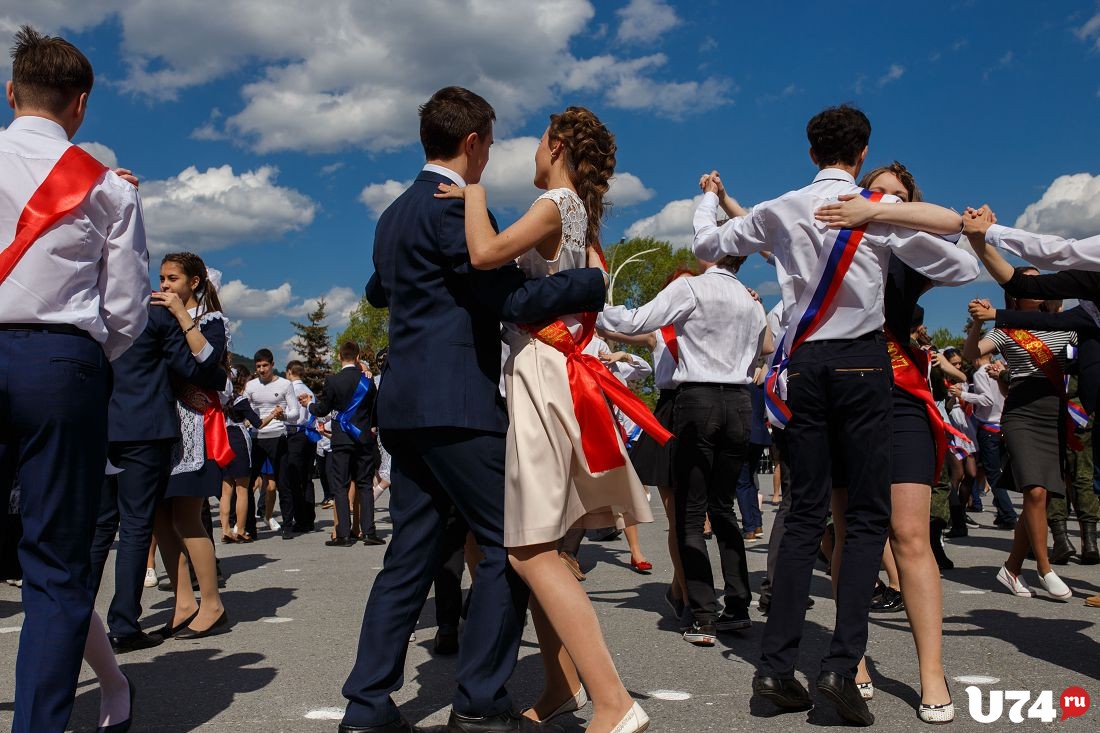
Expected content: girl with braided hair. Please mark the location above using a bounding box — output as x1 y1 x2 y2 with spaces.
152 252 231 639
436 106 651 733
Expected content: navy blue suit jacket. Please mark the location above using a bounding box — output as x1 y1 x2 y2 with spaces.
310 365 375 448
108 305 228 442
367 170 607 433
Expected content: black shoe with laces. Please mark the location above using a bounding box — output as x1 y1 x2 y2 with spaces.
716 607 752 631
683 620 716 646
870 587 904 613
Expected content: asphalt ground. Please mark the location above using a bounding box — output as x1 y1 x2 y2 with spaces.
2 480 1098 732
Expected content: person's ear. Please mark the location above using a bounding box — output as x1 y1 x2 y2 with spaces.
808 147 818 167
6 81 15 111
463 132 479 158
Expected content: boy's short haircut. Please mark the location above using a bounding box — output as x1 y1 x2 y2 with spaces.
419 86 495 161
254 348 275 365
338 341 360 362
285 360 305 377
10 25 94 115
806 104 871 168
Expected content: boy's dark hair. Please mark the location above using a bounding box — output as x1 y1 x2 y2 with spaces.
254 348 275 365
285 360 304 377
10 25 94 115
419 86 495 161
806 104 871 168
338 341 360 362
716 255 747 274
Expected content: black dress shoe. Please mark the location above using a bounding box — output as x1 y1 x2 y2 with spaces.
447 709 552 732
174 610 230 640
434 626 460 655
326 536 357 547
752 674 813 711
109 630 163 654
363 534 387 546
281 528 296 540
96 674 135 732
870 587 905 613
339 718 419 733
152 608 200 640
817 671 875 726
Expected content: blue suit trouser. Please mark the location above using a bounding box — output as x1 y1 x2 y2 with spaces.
0 329 110 733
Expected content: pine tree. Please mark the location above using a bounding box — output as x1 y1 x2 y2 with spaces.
289 298 331 393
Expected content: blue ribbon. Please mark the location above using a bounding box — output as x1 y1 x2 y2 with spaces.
303 413 323 443
336 374 372 441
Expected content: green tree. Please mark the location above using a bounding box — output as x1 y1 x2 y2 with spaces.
336 299 389 369
929 326 964 351
289 299 331 393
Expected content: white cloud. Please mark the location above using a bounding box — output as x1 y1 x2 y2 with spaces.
359 179 411 218
616 0 680 44
878 64 904 87
141 165 316 253
754 280 781 296
561 53 732 118
76 141 118 169
1077 13 1100 48
286 286 361 328
358 136 652 218
624 195 703 249
218 279 295 319
1013 172 1100 240
15 1 731 152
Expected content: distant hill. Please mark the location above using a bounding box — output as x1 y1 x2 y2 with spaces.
228 352 256 373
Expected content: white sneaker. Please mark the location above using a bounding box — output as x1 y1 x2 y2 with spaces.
143 568 157 588
4 578 21 588
1039 571 1072 601
268 516 281 532
609 702 649 733
996 565 1034 597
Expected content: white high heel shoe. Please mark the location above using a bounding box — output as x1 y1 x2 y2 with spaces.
610 702 650 733
857 681 874 700
543 687 588 721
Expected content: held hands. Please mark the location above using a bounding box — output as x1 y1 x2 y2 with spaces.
986 360 1006 379
968 298 996 322
271 405 285 421
434 182 466 200
297 393 312 408
151 290 188 320
814 194 877 229
962 205 996 240
699 170 725 196
113 168 139 188
358 360 373 378
599 351 633 364
948 383 965 399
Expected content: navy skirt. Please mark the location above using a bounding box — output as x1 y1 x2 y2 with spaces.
166 458 222 498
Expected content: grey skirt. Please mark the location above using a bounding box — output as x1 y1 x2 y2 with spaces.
1002 379 1065 496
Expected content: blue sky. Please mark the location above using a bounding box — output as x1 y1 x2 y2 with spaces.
3 0 1099 361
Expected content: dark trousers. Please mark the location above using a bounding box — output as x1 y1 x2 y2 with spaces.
435 508 471 630
760 336 893 680
254 435 293 527
287 431 316 529
764 430 793 592
89 439 175 637
317 451 333 502
736 444 766 533
673 384 753 622
341 427 529 727
0 329 110 733
330 440 377 539
975 426 1017 523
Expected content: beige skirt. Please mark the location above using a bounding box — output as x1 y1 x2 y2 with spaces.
503 330 654 548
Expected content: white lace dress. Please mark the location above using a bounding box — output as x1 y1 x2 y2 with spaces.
502 188 653 547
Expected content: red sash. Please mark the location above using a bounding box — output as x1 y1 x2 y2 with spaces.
660 324 679 365
1004 329 1083 450
527 314 672 474
179 384 236 469
887 336 956 478
0 146 107 285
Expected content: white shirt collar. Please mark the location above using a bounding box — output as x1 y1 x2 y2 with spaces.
704 264 738 279
812 167 856 185
341 363 359 370
422 163 466 187
6 115 69 141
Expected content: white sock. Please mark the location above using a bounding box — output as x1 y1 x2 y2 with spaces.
83 612 131 727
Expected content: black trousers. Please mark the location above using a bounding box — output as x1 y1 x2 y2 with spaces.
317 452 333 501
253 435 293 527
760 336 893 679
330 439 377 539
672 383 753 622
762 429 793 594
89 439 175 638
434 507 471 631
341 427 529 728
287 431 316 530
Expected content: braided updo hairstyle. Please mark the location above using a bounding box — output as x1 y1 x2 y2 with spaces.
547 106 616 250
161 251 223 316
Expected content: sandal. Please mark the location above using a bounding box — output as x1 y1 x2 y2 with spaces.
220 534 238 544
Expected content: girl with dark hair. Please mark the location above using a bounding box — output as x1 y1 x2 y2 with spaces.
220 364 263 543
153 252 231 638
436 106 651 733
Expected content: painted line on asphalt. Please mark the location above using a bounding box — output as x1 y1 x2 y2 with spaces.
958 590 987 594
953 675 1000 685
305 708 344 720
648 689 692 701
284 568 301 572
260 617 294 624
0 626 21 634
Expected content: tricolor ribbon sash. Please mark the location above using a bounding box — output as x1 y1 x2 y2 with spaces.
336 374 372 441
764 189 884 428
973 417 1002 434
0 145 108 286
1004 329 1083 450
526 313 672 474
659 324 680 365
1068 400 1090 429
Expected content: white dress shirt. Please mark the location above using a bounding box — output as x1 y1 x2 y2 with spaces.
245 375 301 438
423 163 465 187
651 328 677 391
692 168 980 343
957 367 1004 424
597 266 767 386
289 378 316 430
0 116 149 360
987 224 1100 271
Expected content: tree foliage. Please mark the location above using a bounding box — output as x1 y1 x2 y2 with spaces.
336 298 389 370
288 299 331 393
929 326 964 351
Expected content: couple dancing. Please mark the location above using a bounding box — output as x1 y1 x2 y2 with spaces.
338 87 655 733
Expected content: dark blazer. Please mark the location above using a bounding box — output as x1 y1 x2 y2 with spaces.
367 170 607 433
310 365 374 447
108 305 227 443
